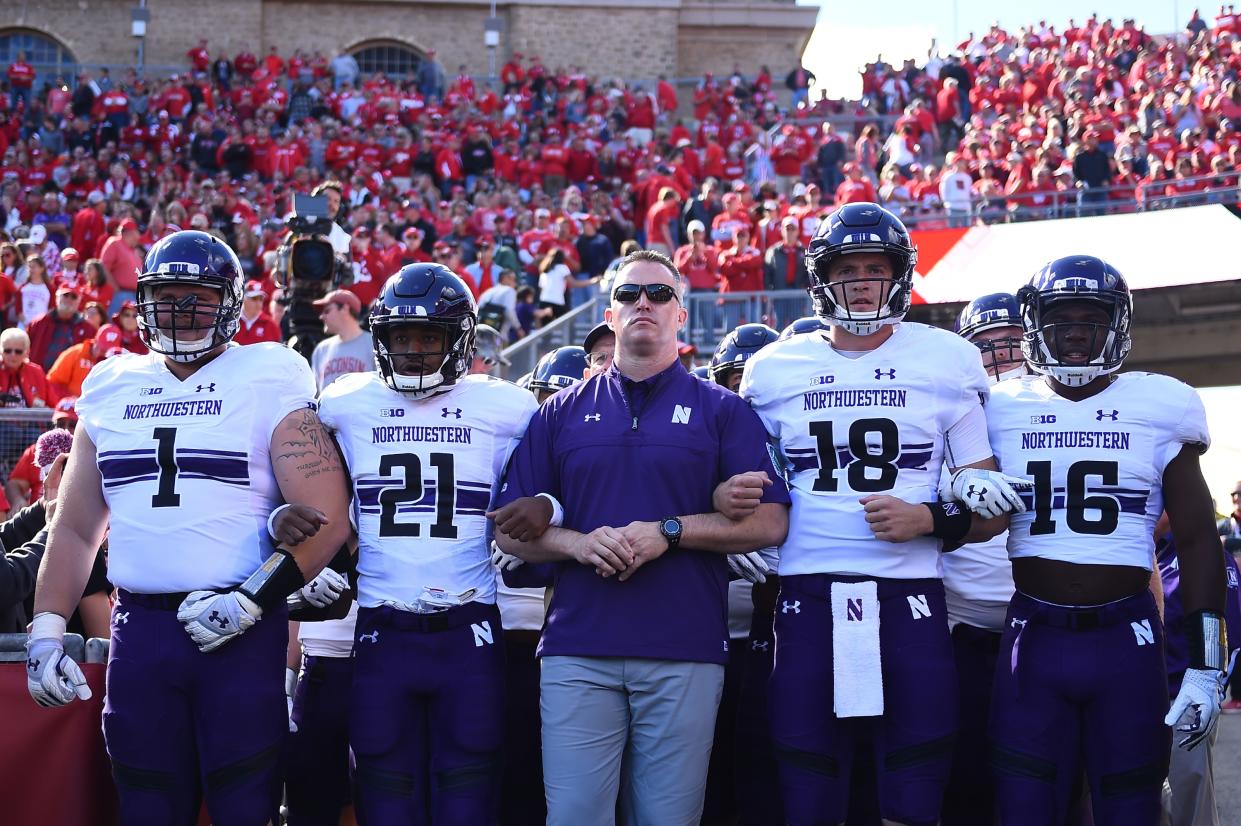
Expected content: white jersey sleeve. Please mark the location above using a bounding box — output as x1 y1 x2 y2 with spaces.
320 374 538 608
75 344 316 594
741 323 982 579
988 372 1206 570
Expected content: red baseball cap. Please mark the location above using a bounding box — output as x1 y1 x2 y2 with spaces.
312 289 362 315
52 395 78 422
244 280 266 298
118 218 139 233
60 247 80 262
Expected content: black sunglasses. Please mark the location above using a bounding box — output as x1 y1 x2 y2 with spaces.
612 283 679 304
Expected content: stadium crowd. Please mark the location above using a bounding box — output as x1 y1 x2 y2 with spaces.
2 11 1241 826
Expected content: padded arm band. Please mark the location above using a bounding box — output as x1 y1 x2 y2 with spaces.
1187 610 1228 672
238 550 307 613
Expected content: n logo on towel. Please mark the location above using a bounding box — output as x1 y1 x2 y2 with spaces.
846 598 864 622
1130 619 1154 646
907 594 931 620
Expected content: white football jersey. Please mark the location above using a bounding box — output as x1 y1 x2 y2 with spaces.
298 604 359 658
76 343 316 593
988 373 1210 569
741 323 991 579
318 373 538 608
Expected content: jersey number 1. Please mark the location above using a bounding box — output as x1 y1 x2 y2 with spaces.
151 427 180 508
378 453 459 539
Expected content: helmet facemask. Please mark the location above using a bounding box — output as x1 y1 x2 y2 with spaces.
374 317 475 397
1019 291 1132 388
137 278 240 363
807 248 914 336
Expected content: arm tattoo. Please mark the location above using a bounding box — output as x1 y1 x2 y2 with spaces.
276 409 344 480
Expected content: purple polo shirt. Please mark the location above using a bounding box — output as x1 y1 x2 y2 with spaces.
496 360 789 664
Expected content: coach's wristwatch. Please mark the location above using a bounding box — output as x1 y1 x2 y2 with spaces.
659 517 683 550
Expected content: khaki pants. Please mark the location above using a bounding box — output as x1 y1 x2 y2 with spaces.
1161 725 1219 826
540 655 725 826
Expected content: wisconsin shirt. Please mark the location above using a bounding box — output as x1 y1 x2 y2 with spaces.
496 361 789 664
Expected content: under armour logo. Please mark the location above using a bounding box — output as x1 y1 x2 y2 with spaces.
1096 409 1119 421
196 383 216 393
584 413 601 422
27 658 40 672
966 484 988 501
307 582 319 593
358 630 380 644
1010 618 1027 630
115 612 129 625
751 640 770 651
874 368 896 380
208 610 229 629
441 407 462 419
781 600 801 614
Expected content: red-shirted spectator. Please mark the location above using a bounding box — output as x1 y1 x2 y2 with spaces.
233 280 282 345
643 187 681 254
27 287 95 371
71 193 108 259
672 220 718 292
7 52 35 110
188 39 211 73
98 218 144 298
717 227 764 293
0 328 54 408
835 164 878 205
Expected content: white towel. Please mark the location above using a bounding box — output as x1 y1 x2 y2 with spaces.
831 580 884 718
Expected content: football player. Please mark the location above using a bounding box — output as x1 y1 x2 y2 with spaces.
778 315 830 341
940 293 1025 826
739 203 1021 825
315 263 539 825
706 322 784 826
979 256 1227 825
528 346 589 404
490 341 586 826
470 324 510 376
28 230 351 824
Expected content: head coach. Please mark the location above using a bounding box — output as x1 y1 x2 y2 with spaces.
493 249 790 826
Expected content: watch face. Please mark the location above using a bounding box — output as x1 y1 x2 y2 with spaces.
662 518 681 536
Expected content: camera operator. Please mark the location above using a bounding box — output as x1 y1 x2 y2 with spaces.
274 188 352 361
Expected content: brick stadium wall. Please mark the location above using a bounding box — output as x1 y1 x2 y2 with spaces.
677 25 808 81
6 0 812 84
507 5 680 80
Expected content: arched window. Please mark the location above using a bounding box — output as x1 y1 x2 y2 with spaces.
0 29 76 72
351 41 423 79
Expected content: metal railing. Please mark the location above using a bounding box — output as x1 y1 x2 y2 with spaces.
499 298 601 381
683 289 811 351
0 407 54 479
894 174 1241 230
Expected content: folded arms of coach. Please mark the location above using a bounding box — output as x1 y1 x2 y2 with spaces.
493 474 789 583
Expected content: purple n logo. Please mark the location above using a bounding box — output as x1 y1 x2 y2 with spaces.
846 598 864 622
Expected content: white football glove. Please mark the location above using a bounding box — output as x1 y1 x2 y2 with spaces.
1165 668 1226 750
287 567 348 610
26 637 92 707
177 590 263 653
950 468 1032 519
491 546 525 573
727 551 770 584
285 667 299 733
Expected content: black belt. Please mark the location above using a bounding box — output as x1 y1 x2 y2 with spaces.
361 601 496 634
117 588 197 610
